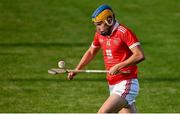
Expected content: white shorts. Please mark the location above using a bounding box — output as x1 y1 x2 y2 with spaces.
109 79 139 105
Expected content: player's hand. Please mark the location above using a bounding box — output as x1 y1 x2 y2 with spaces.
109 64 122 75
67 72 77 80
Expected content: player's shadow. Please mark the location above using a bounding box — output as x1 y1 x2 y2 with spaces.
0 42 89 48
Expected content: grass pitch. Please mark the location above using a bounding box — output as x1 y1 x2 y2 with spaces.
0 0 180 112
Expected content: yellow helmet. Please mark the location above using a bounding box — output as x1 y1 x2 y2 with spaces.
92 4 114 23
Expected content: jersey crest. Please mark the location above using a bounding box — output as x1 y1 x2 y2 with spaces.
113 38 119 46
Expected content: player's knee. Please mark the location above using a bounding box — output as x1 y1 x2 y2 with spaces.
119 103 137 113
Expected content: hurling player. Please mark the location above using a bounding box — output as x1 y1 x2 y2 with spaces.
68 4 145 113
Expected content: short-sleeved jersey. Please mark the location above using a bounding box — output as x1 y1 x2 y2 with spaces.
91 22 140 85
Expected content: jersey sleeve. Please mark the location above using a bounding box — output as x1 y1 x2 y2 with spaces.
122 29 140 49
91 32 101 48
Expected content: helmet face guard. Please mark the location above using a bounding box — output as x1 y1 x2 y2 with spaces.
92 4 114 26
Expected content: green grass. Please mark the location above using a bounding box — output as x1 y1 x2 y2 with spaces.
0 0 180 112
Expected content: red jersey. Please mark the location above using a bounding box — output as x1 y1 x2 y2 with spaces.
91 22 140 85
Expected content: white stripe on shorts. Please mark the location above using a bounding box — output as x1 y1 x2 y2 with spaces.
109 79 139 105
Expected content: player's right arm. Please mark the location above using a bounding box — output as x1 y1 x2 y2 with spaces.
67 46 100 80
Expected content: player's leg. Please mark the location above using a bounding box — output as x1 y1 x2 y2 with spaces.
98 94 128 113
118 79 139 113
98 79 139 113
119 102 137 113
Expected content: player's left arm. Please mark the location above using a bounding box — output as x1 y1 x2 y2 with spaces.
109 45 145 75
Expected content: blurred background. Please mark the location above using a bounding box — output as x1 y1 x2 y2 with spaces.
0 0 179 112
